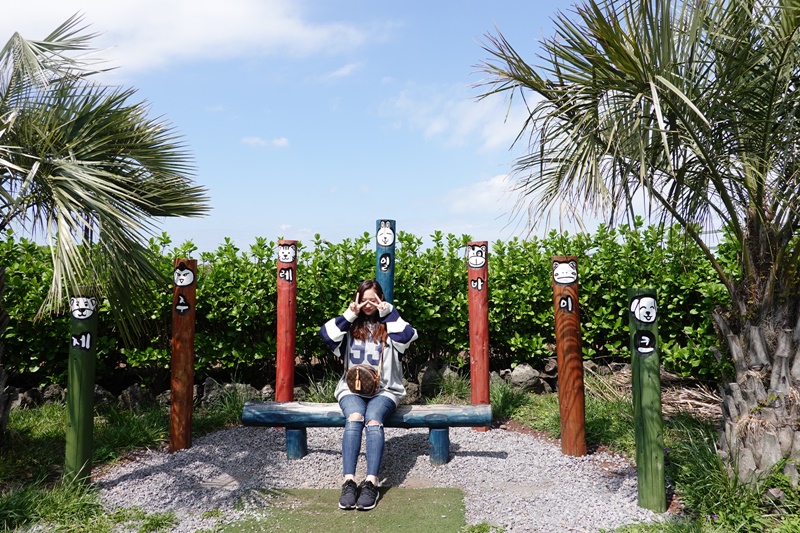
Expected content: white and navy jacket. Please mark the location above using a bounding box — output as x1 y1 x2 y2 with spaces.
319 302 418 405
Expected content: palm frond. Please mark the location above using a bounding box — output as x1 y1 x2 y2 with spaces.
1 17 209 343
477 0 800 309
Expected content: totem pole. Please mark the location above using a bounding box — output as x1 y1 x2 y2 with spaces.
65 294 98 480
629 288 666 512
170 259 197 452
276 240 298 403
467 242 490 431
375 219 396 304
551 257 587 456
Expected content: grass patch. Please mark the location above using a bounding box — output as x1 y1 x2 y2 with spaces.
304 372 339 403
489 380 530 421
0 474 173 532
5 372 800 532
192 386 250 434
93 405 169 464
137 510 179 532
508 373 800 532
0 475 105 531
426 371 472 404
223 487 470 533
0 384 254 532
509 389 560 433
511 373 635 456
610 519 706 532
0 402 67 484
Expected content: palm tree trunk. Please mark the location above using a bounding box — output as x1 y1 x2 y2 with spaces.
715 309 800 485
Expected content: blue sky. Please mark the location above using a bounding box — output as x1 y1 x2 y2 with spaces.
3 0 579 254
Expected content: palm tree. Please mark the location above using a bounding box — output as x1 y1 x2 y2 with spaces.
478 0 800 484
0 16 210 436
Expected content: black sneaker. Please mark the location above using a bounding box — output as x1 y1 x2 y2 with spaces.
356 480 380 510
338 479 358 510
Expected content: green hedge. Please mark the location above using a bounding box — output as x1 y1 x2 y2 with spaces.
0 219 730 384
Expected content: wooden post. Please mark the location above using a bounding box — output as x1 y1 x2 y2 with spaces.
467 242 490 431
170 259 197 452
276 240 298 402
375 219 396 304
628 288 666 513
65 295 98 481
551 257 587 456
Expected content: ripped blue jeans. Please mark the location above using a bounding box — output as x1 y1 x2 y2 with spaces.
338 393 397 478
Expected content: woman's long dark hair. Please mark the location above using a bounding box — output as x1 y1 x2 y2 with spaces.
351 279 388 343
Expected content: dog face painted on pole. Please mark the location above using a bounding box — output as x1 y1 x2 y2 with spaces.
630 296 657 323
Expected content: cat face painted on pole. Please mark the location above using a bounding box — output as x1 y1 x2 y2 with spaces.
278 243 297 263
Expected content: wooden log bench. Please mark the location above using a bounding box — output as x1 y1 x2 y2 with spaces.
242 401 493 465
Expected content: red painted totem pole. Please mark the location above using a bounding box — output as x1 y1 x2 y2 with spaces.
276 240 298 402
467 241 490 431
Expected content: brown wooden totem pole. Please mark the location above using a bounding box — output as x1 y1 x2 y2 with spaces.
170 258 197 452
551 256 586 456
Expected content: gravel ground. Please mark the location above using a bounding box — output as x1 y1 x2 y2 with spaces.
96 425 665 532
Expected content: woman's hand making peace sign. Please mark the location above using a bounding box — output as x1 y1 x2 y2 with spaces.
349 291 387 315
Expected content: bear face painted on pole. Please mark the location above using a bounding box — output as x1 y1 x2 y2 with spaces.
70 297 98 320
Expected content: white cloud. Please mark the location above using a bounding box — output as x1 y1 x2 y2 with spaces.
381 83 535 153
241 136 289 148
0 0 368 73
444 174 517 215
322 62 363 81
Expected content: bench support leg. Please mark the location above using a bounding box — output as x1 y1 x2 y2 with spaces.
286 428 308 460
428 428 450 465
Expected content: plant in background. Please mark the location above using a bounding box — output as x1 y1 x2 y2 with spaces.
0 232 67 377
394 230 471 369
489 380 529 421
0 15 209 339
0 16 209 438
304 372 339 403
479 0 800 482
0 223 728 384
193 238 278 371
427 370 472 404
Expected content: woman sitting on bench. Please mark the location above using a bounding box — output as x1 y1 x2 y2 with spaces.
319 279 418 511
